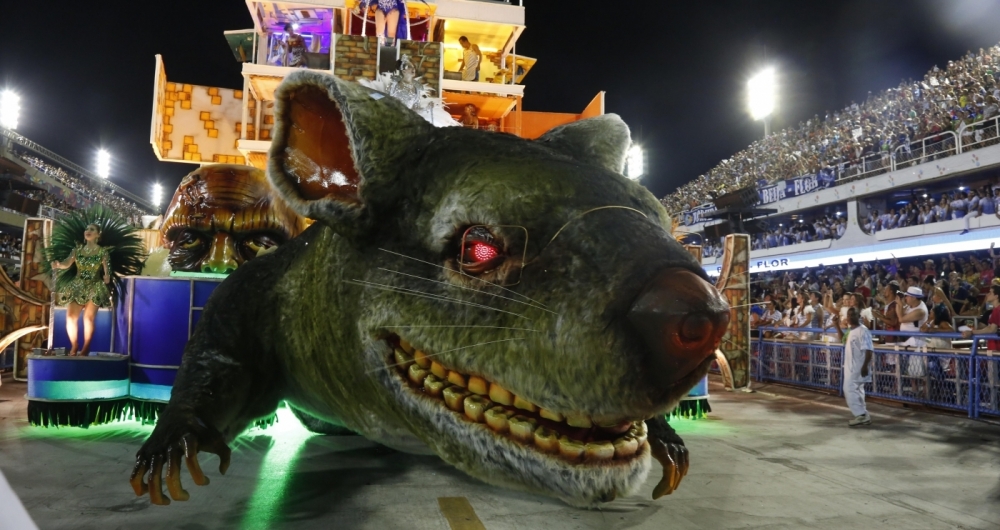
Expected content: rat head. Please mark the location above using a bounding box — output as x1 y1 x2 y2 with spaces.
269 71 729 506
160 165 307 274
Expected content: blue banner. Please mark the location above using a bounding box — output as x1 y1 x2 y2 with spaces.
758 168 836 205
680 203 716 226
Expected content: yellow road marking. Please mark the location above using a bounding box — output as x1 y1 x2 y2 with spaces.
437 497 487 530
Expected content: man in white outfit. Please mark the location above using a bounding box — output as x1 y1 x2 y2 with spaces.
834 307 874 426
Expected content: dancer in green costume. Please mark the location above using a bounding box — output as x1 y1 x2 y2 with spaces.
44 206 145 356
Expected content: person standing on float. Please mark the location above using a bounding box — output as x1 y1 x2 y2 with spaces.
51 224 111 356
833 307 874 426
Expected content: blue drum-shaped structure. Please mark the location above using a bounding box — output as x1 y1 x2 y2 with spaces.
116 276 223 407
670 375 711 420
26 353 130 427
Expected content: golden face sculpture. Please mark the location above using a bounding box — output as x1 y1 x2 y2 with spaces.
160 165 307 273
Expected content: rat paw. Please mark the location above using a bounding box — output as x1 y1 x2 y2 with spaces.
130 417 231 505
650 439 689 499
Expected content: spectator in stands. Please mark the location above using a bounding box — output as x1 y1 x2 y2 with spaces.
872 281 902 340
961 279 1000 350
832 307 874 427
895 286 929 350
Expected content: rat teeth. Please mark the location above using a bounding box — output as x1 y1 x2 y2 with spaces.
534 427 559 453
408 364 429 385
413 350 432 369
513 396 537 413
613 436 639 458
447 371 467 388
389 342 646 464
467 376 489 395
423 374 445 397
539 408 564 422
443 386 470 412
464 395 490 422
585 441 615 461
488 384 513 406
430 361 448 379
394 348 413 368
509 416 537 442
565 413 593 428
558 436 585 460
485 407 511 433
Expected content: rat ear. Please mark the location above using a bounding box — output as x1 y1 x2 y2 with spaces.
267 70 433 226
534 114 631 174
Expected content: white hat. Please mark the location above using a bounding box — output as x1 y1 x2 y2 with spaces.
898 286 924 298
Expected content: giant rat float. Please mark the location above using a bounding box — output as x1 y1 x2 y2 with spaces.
130 70 729 507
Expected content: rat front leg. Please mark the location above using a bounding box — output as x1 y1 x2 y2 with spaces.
130 315 284 505
646 415 690 499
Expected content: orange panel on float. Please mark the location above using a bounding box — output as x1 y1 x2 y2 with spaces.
149 55 246 166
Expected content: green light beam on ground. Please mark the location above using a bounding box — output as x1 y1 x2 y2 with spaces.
240 402 315 529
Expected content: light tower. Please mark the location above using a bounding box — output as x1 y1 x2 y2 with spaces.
0 90 20 130
151 183 163 208
748 67 776 138
626 145 644 180
96 149 111 179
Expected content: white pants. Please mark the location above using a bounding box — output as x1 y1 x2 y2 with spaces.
963 211 980 231
843 379 868 416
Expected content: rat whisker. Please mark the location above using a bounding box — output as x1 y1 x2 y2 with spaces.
379 325 540 332
346 280 531 321
368 337 527 374
377 248 549 309
377 267 557 315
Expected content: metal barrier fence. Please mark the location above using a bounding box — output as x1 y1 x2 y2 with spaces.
751 327 999 419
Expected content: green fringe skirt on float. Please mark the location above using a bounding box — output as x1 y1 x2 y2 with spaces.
668 375 711 420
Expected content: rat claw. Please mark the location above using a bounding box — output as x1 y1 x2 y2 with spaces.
182 436 210 486
148 456 171 506
650 440 678 499
218 445 231 475
129 461 149 496
166 448 190 501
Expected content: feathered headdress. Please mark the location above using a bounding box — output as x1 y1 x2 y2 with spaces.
41 205 146 296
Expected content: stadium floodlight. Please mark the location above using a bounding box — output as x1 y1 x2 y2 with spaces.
626 145 644 180
96 149 111 179
748 67 776 136
0 90 20 130
151 183 163 207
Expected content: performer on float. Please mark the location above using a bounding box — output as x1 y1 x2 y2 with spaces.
44 206 145 356
357 0 425 45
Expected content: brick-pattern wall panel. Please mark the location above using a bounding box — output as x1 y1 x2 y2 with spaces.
400 41 442 96
10 218 50 379
156 80 244 164
334 35 379 82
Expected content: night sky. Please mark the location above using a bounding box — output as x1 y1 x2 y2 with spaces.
3 1 1000 207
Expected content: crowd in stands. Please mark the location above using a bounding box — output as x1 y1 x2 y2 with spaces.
864 184 1000 234
749 249 1000 344
751 215 848 250
16 151 147 224
663 44 1000 215
0 233 22 260
698 212 848 258
11 189 74 213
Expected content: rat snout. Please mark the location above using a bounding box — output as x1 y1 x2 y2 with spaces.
628 268 730 388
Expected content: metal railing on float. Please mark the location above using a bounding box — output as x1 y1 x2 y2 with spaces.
746 327 1000 419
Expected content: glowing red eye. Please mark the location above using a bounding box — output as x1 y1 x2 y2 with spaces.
470 241 499 262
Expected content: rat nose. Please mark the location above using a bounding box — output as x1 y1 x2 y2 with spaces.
628 268 730 388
